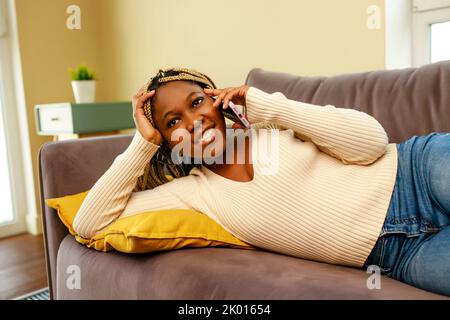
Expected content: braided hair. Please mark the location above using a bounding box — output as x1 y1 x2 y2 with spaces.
133 67 238 192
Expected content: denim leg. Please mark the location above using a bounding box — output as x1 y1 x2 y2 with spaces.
425 133 450 215
395 225 450 296
364 133 450 297
379 133 450 238
392 133 450 296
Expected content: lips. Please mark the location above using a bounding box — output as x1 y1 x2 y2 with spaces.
200 128 216 144
194 125 215 144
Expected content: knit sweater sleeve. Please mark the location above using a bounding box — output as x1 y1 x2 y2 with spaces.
73 130 190 239
245 86 389 165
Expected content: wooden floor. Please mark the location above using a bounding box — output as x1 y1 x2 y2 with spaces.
0 233 48 300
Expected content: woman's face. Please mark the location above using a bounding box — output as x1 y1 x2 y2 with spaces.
151 80 227 161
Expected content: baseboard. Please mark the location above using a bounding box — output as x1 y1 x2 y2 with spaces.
26 212 43 235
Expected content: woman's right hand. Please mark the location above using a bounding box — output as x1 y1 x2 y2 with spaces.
132 83 163 145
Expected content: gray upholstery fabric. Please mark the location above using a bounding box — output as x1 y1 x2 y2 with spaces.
38 134 133 299
246 61 450 143
57 235 446 299
39 61 450 299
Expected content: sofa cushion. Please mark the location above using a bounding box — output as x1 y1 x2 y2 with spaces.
57 235 448 299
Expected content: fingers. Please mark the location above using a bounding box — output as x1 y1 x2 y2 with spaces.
134 90 155 106
205 86 247 109
223 88 240 110
204 87 231 107
208 89 226 107
204 88 221 96
134 84 150 101
133 90 155 117
134 80 153 102
213 88 233 108
136 81 150 96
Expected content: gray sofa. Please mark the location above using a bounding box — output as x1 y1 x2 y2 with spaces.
38 61 450 299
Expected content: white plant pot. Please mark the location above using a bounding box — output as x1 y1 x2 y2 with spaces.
71 80 96 103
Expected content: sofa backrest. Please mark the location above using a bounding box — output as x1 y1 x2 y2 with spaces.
245 61 450 143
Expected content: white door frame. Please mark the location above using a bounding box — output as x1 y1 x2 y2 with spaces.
385 0 413 69
412 0 450 66
385 0 450 69
0 0 40 238
413 8 450 67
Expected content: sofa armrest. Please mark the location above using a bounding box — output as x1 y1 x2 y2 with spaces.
38 133 134 299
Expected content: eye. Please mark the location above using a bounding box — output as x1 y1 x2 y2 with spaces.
192 97 204 107
167 118 180 128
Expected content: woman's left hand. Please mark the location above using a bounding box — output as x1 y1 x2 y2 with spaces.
204 85 250 110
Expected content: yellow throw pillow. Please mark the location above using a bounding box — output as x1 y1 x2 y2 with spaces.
45 189 254 253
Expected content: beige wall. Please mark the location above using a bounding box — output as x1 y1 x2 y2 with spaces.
15 0 385 232
15 0 105 219
96 0 385 101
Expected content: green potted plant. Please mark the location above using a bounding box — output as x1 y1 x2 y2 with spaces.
69 64 96 103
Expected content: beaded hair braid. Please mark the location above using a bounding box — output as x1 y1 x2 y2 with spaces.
133 67 237 192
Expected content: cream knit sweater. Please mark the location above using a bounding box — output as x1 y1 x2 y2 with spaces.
73 87 398 268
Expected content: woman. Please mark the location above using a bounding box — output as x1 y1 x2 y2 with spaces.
73 67 450 297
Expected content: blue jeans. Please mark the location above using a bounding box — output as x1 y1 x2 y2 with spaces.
363 133 450 297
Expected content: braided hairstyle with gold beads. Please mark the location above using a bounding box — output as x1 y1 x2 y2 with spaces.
133 67 240 192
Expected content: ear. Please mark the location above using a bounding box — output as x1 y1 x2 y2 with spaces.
231 122 245 130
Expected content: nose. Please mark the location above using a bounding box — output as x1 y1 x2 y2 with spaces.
185 114 205 133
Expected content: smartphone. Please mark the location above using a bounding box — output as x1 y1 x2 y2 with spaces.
213 97 251 129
